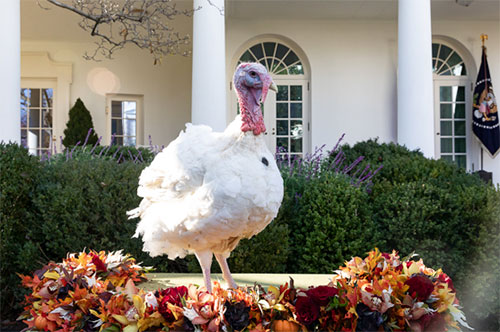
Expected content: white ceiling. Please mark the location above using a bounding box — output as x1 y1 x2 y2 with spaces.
226 0 500 20
21 0 499 42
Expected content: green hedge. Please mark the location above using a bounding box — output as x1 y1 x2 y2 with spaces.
1 141 498 331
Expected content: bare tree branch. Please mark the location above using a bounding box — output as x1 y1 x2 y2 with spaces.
41 0 195 64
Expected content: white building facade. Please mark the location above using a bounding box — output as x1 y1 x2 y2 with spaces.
2 0 500 184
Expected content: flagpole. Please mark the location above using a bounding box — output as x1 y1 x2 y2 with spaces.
479 34 488 170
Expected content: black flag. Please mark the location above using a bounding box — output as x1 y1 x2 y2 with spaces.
472 47 499 157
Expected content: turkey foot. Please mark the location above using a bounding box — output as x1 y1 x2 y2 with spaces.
215 253 237 289
195 251 213 293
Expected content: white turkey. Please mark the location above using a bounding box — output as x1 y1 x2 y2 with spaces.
128 62 284 292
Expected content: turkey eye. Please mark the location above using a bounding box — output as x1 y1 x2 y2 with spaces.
261 157 269 166
250 71 257 77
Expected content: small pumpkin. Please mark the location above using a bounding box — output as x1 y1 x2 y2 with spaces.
34 315 48 330
272 319 300 332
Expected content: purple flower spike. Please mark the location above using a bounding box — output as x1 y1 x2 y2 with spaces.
83 128 93 148
90 136 102 156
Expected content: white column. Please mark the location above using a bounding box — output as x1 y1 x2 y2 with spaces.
397 0 434 158
191 0 226 131
0 0 20 144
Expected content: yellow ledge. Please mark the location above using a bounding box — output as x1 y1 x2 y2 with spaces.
141 273 333 291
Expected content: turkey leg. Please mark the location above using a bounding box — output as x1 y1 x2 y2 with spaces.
195 251 213 293
215 253 237 289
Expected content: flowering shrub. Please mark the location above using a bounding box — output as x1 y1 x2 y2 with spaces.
20 249 471 332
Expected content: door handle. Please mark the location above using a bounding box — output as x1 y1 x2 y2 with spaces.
272 128 276 135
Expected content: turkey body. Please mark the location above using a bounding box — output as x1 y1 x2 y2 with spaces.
130 115 284 260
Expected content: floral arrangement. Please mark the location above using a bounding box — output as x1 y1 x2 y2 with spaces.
20 249 471 332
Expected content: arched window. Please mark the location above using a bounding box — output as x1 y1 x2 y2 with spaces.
235 41 309 159
238 42 305 75
432 41 472 169
432 43 467 76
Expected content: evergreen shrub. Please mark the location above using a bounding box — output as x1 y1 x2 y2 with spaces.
62 98 99 148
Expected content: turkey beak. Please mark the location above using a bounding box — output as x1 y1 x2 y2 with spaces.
269 81 278 92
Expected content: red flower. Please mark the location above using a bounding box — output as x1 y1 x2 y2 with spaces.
295 296 320 326
437 273 455 293
405 275 434 302
91 254 107 272
158 286 188 321
306 286 338 306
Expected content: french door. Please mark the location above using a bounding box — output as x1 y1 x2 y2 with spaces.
20 80 57 156
433 78 474 170
260 80 309 159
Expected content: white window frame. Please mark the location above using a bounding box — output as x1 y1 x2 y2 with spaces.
105 94 144 146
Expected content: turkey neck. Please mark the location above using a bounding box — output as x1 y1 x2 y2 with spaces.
237 87 266 136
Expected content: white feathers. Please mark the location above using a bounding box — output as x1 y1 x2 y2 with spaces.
128 115 284 260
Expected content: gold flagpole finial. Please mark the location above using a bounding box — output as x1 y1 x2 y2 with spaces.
480 34 488 47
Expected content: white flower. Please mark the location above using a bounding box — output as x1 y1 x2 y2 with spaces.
145 291 158 309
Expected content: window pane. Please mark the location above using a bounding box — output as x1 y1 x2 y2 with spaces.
123 101 136 119
438 45 452 61
29 109 40 127
452 64 466 76
124 119 136 137
454 121 466 136
272 61 286 74
275 44 289 60
112 118 123 135
115 137 123 146
266 58 273 69
441 138 452 153
288 64 304 74
41 130 51 148
290 103 302 118
42 89 53 107
263 42 276 56
259 59 267 67
455 155 466 168
447 52 461 68
440 104 452 119
111 101 122 117
440 86 452 101
455 86 465 102
441 155 453 163
277 120 288 135
440 121 452 136
455 138 466 153
42 109 52 128
277 85 288 101
21 89 31 107
250 44 264 59
240 50 256 63
454 104 465 119
290 120 303 138
277 103 288 118
291 138 303 153
440 69 452 76
28 129 39 150
432 43 439 58
277 137 288 152
21 105 27 127
21 129 27 148
290 86 302 101
283 52 299 66
124 136 136 146
30 89 40 107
